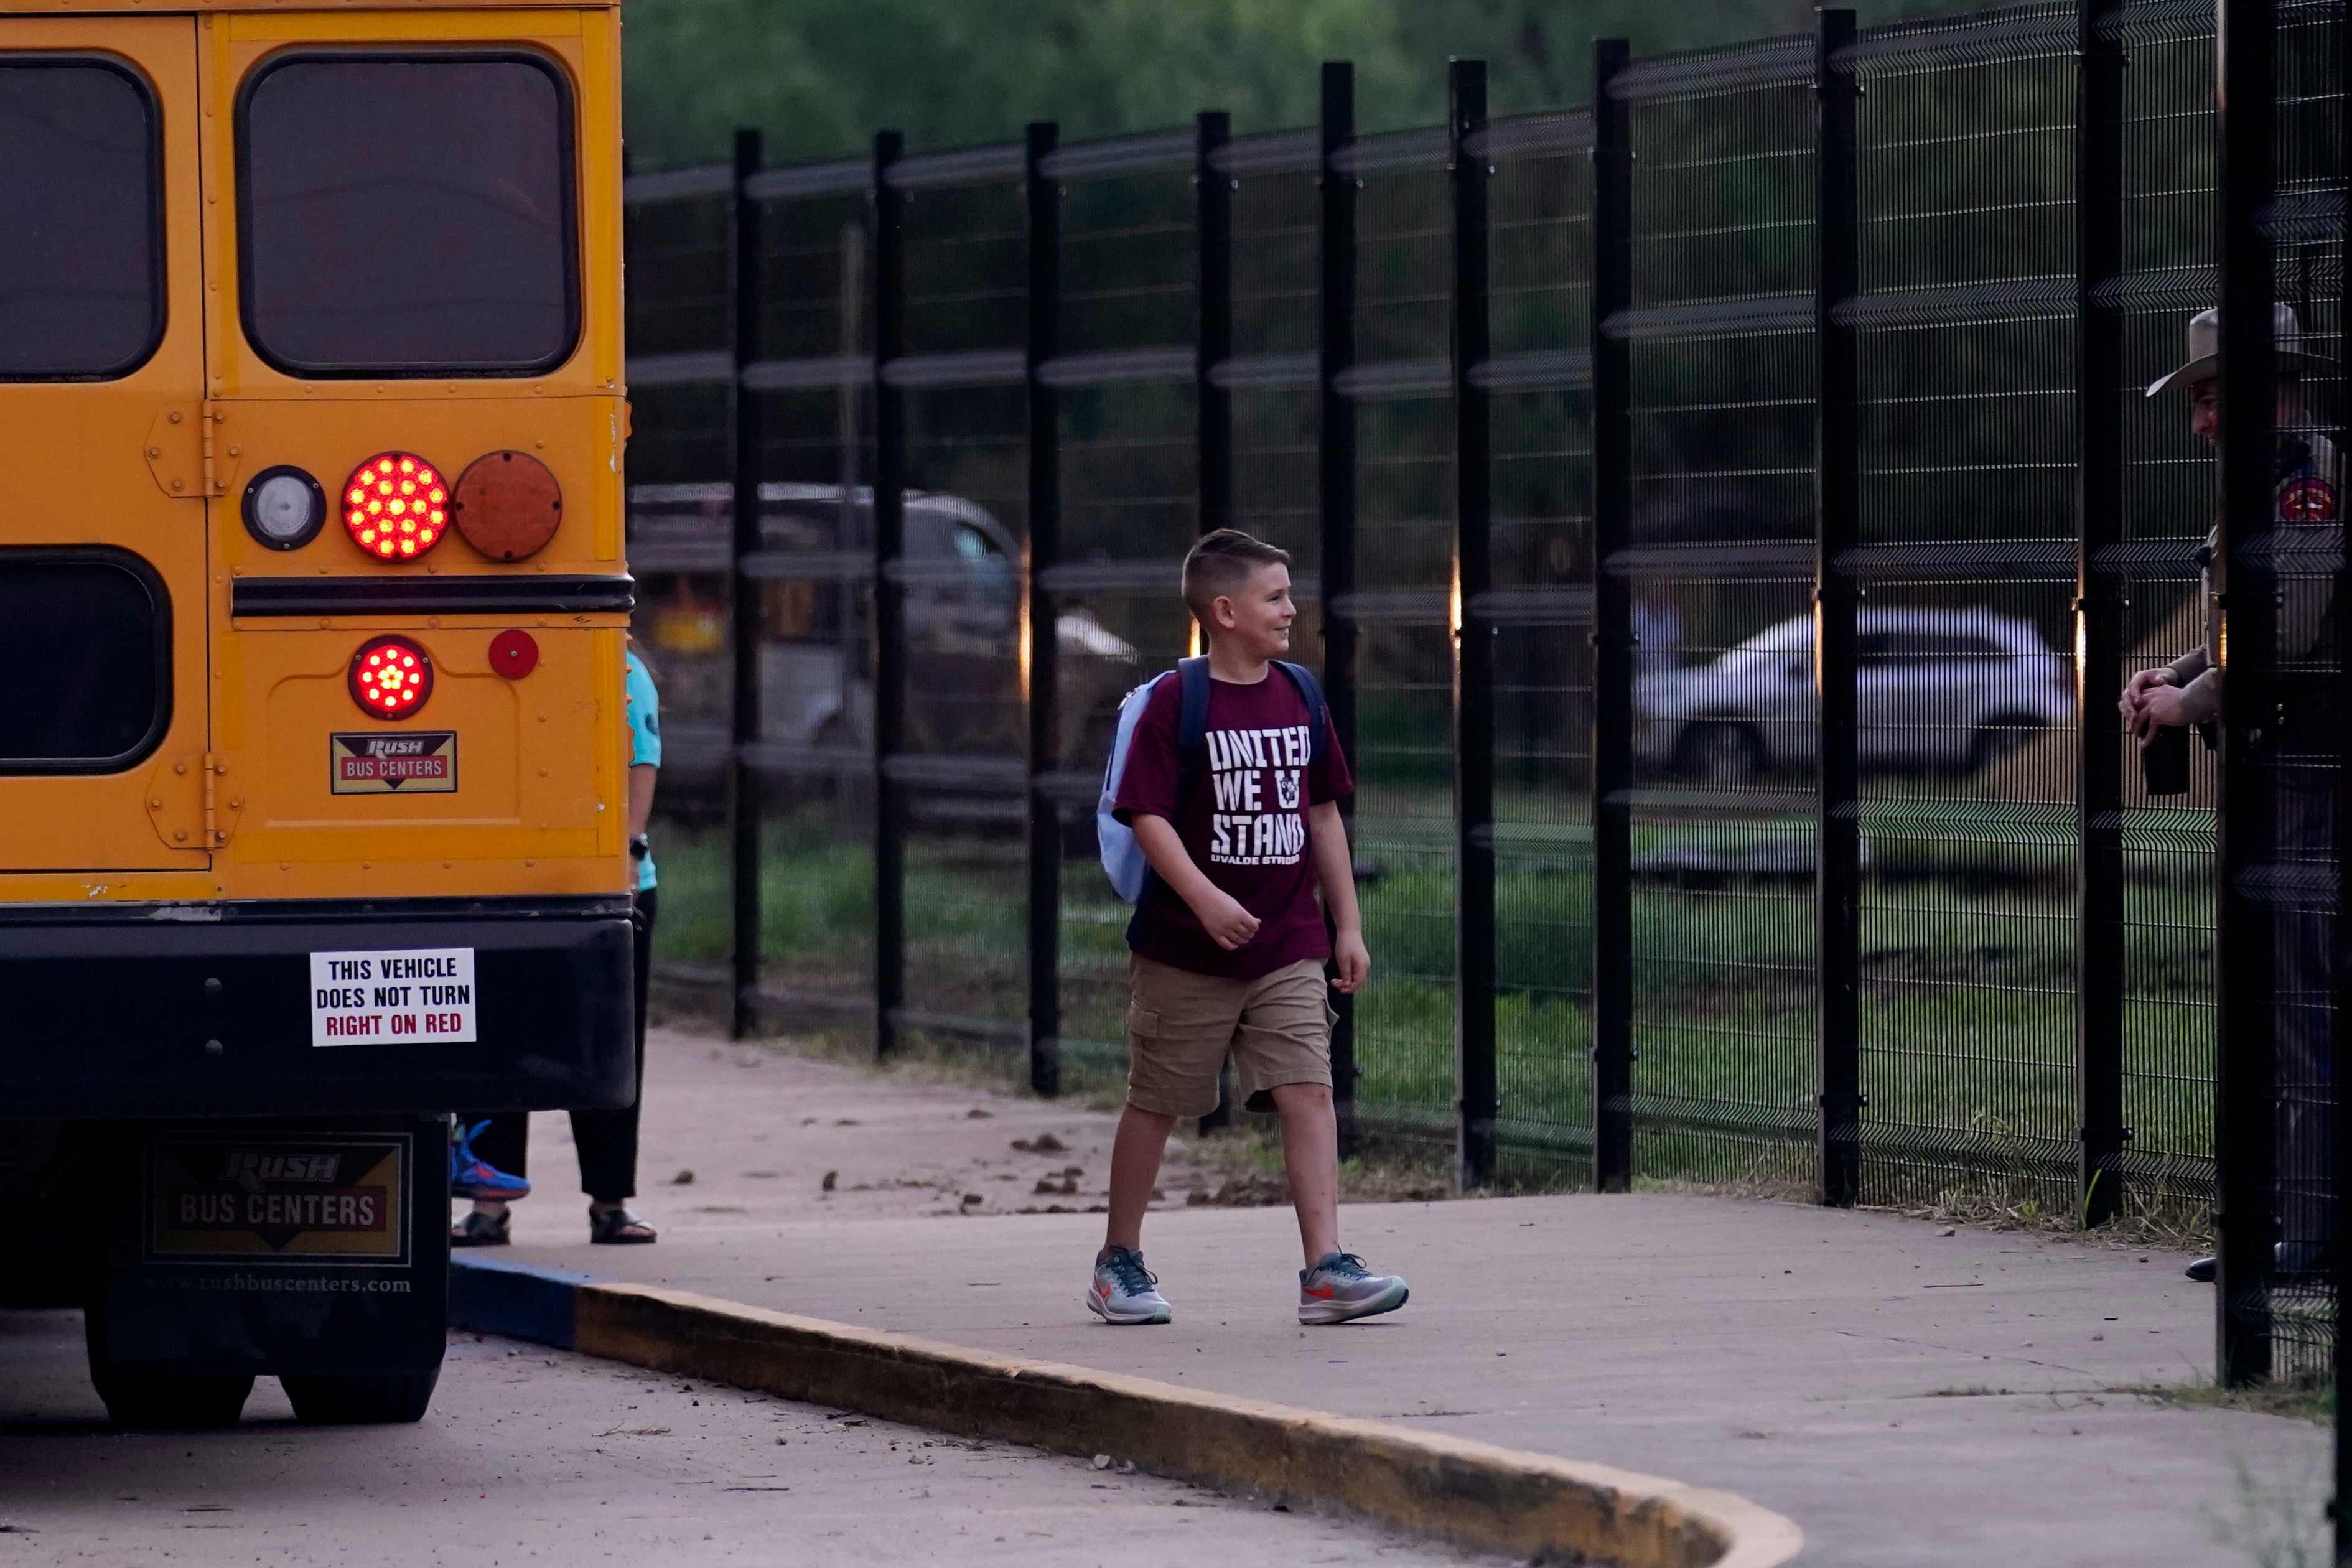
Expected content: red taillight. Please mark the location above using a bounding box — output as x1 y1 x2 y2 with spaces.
343 452 449 561
349 635 434 718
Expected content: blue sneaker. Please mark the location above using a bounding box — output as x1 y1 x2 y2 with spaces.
1299 1251 1408 1325
1087 1247 1172 1325
450 1121 530 1202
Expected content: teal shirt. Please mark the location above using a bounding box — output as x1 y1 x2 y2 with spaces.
625 650 661 892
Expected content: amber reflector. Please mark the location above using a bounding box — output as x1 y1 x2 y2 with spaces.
348 635 434 718
343 452 449 560
452 450 562 561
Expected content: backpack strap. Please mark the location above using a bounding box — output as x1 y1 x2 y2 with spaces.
1273 660 1328 767
1126 658 1213 949
1172 655 1213 814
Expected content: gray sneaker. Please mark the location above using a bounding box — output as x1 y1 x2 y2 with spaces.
1299 1251 1409 1325
1087 1246 1172 1325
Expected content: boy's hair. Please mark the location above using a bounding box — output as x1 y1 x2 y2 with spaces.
1181 528 1292 623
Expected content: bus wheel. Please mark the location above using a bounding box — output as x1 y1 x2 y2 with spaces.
281 1368 441 1425
83 1300 254 1429
90 1368 254 1430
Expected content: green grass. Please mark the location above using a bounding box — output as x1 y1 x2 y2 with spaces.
647 800 2222 1196
2142 1376 2336 1425
654 818 1029 1018
653 823 872 984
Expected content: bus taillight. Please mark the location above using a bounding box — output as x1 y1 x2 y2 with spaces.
343 453 449 561
348 635 434 717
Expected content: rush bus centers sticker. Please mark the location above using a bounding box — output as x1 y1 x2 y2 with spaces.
330 731 457 793
146 1137 409 1262
310 948 477 1047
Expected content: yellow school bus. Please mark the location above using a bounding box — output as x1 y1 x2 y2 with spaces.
1 0 631 1425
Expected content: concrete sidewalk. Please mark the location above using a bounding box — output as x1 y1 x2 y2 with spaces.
472 1028 2326 1567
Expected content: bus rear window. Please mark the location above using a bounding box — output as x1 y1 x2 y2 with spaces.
238 53 579 377
0 59 164 381
0 553 170 773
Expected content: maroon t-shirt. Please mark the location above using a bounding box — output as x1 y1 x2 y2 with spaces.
1113 666 1354 980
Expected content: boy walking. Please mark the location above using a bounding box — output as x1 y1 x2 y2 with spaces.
1093 529 1408 1327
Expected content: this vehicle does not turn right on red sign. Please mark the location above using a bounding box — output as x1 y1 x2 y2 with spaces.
310 947 477 1047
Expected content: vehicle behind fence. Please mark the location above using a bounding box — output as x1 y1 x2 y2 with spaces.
624 0 2345 1389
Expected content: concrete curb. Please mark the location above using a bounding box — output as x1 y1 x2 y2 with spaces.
449 1256 1803 1568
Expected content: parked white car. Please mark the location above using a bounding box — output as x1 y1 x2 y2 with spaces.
1636 607 2073 783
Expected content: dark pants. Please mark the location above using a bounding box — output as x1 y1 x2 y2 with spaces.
466 889 655 1204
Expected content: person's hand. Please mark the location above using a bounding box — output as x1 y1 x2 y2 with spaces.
2119 668 2177 736
1190 889 1261 951
2132 681 2190 740
1330 929 1371 995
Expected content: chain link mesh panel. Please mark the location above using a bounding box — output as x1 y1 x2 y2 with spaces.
1844 7 2083 1215
1048 146 1202 1094
1341 130 1458 1149
624 178 734 1004
2111 0 2222 1234
1619 44 1822 1188
893 167 1031 1050
1485 111 1597 1172
743 180 877 1037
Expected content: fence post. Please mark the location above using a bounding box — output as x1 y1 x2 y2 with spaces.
2213 0 2279 1389
1450 58 1498 1191
1025 121 1063 1099
1588 39 1635 1194
2336 16 2351 1539
2075 0 2129 1229
1320 60 1361 1158
871 129 908 1059
1814 10 1863 1208
2337 598 2351 1542
727 128 764 1042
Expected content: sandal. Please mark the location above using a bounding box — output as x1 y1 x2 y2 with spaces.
589 1205 656 1244
450 1208 510 1248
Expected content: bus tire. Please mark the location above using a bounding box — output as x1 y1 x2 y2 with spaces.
281 1368 441 1425
83 1296 254 1429
90 1367 254 1430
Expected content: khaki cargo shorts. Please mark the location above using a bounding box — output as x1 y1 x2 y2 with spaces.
1125 954 1333 1119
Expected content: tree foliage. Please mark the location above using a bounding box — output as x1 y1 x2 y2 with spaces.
622 0 1958 169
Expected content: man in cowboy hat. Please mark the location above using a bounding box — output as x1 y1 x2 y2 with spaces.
2122 303 2339 1284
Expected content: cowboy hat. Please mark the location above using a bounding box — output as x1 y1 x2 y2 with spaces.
2145 302 2333 396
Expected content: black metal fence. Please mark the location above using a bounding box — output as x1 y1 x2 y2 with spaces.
626 0 2346 1390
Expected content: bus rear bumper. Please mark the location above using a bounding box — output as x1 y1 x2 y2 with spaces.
0 895 633 1118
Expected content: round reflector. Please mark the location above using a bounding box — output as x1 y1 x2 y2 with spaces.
452 450 563 561
489 628 539 679
348 635 434 718
241 465 326 551
342 452 449 561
